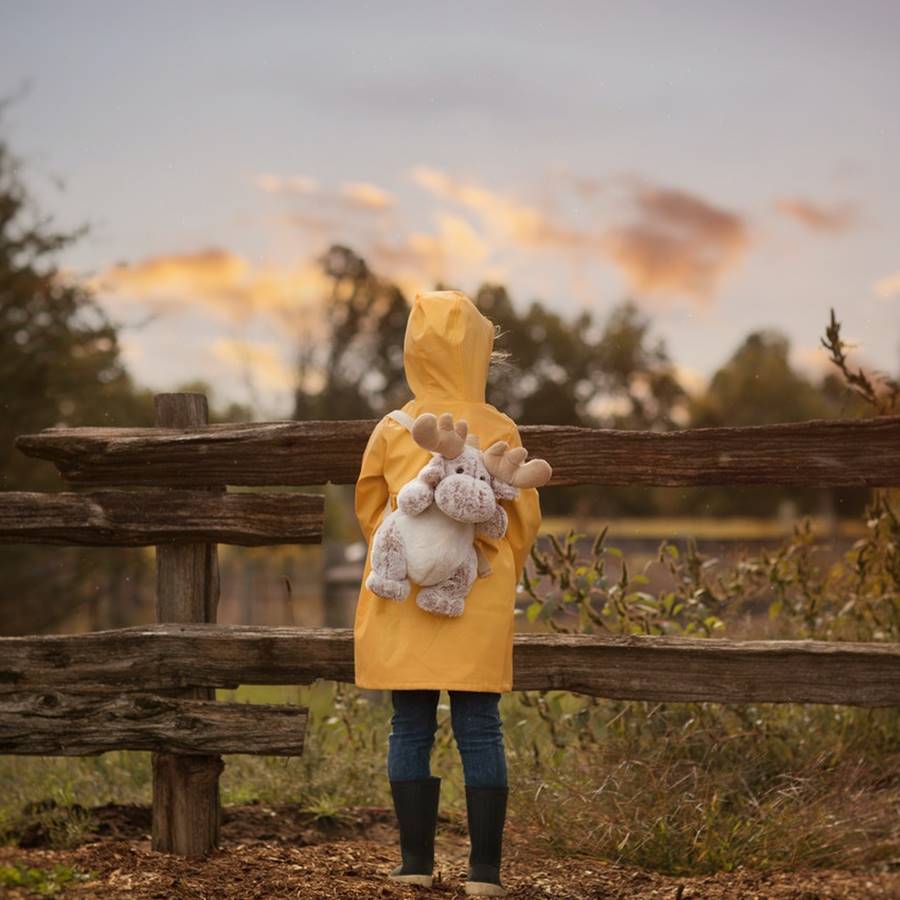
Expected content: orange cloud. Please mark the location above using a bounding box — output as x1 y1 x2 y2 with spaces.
281 211 336 236
412 166 748 301
775 197 856 232
94 248 330 331
791 345 837 380
411 165 558 247
259 173 394 215
98 248 248 296
340 181 395 211
371 212 497 293
431 213 491 267
873 271 900 299
603 185 749 301
211 337 298 392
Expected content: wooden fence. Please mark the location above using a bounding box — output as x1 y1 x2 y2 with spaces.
2 393 899 857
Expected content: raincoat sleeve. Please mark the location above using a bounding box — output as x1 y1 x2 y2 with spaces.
354 420 390 544
499 423 543 578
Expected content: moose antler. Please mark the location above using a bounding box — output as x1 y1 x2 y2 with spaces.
483 441 552 489
412 412 468 459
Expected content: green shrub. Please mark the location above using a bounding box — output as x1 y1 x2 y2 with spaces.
505 493 899 872
0 863 93 897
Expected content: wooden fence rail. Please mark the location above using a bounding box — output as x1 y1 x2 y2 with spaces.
2 624 898 708
4 393 900 858
0 690 308 756
0 490 324 546
16 414 900 487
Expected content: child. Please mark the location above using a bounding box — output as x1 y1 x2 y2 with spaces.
353 290 543 897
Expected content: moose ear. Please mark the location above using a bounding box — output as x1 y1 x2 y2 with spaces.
484 441 552 489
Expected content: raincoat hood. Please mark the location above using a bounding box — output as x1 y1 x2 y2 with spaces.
403 290 494 402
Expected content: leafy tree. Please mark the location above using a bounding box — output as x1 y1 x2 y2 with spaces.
689 330 831 428
682 329 867 517
478 287 685 431
477 283 594 425
293 245 409 420
591 300 687 430
0 129 160 634
477 287 688 517
0 139 156 493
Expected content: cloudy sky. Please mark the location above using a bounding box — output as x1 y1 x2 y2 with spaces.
3 1 899 416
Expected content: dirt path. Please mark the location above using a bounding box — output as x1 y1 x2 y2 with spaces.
1 804 897 898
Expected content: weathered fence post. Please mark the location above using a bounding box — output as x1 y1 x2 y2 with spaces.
151 393 223 856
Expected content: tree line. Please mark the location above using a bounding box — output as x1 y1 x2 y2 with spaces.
294 244 874 519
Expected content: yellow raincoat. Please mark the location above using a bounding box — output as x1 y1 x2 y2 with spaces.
353 290 542 693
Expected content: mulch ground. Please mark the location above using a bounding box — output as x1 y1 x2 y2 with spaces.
1 803 898 899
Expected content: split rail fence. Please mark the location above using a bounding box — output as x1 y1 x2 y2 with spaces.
1 393 899 856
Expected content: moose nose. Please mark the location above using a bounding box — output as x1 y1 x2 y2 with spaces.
434 474 496 523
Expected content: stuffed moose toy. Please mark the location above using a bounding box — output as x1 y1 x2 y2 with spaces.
365 412 552 618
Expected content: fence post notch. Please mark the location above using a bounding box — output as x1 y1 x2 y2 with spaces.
151 392 223 857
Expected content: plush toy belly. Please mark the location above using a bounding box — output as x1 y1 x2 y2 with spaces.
395 504 476 586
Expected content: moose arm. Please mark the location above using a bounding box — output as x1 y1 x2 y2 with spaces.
476 504 508 540
397 457 443 516
417 455 445 488
397 478 435 516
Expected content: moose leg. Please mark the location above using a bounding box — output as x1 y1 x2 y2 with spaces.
475 545 492 578
416 547 478 618
366 518 411 601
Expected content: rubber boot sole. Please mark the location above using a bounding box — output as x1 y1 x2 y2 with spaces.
389 872 434 887
465 880 507 896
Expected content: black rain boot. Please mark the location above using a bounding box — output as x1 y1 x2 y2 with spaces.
464 784 508 897
388 776 441 886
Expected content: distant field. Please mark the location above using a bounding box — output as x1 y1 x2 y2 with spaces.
539 515 865 541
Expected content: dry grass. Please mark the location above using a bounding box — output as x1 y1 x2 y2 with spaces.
2 687 897 876
507 700 899 873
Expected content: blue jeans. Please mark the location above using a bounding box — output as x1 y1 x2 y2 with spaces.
388 689 508 788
